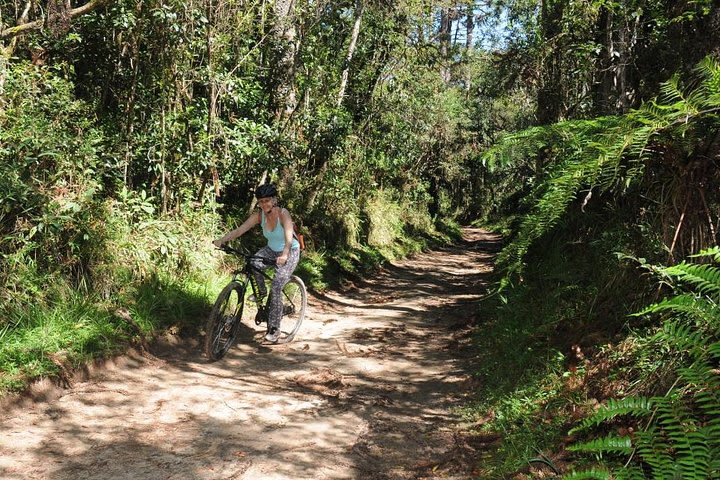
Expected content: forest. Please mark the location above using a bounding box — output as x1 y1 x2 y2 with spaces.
2 0 720 477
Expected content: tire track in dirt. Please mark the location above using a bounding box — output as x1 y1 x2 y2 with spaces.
0 228 499 480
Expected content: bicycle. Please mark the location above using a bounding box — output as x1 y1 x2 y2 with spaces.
204 244 307 361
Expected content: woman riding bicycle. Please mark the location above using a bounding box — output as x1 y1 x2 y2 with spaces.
213 183 301 343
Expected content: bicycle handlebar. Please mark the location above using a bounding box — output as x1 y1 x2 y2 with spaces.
218 244 276 265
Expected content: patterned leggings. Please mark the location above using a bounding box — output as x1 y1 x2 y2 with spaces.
250 246 301 330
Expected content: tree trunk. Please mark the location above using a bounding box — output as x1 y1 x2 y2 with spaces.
336 0 364 108
0 0 115 39
464 3 474 92
536 0 564 124
271 0 298 120
2 0 32 58
439 7 451 83
206 0 221 203
593 2 639 115
123 3 143 188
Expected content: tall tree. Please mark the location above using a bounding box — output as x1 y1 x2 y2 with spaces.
536 0 565 124
271 0 298 120
439 5 452 83
593 1 640 114
337 0 364 107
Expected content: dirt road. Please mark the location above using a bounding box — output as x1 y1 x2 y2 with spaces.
0 228 498 480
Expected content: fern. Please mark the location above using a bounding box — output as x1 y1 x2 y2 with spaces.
567 435 633 455
634 293 712 318
569 397 654 433
486 57 720 276
653 320 715 358
690 247 720 262
561 468 611 480
566 254 720 478
612 466 650 480
662 263 720 299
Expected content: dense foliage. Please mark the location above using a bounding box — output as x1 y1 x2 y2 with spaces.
1 0 466 393
2 0 720 476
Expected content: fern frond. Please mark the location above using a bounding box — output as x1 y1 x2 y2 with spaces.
570 397 653 433
634 426 676 475
662 262 720 299
567 243 720 477
694 56 720 101
658 74 684 104
674 430 711 476
690 246 720 262
633 293 715 320
494 56 720 276
567 435 633 454
561 468 611 480
653 320 716 357
613 466 649 480
481 125 552 171
679 361 720 394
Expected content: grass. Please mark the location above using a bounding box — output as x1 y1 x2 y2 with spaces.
465 286 575 477
0 212 459 397
0 294 130 393
462 216 655 477
130 274 218 336
0 270 223 396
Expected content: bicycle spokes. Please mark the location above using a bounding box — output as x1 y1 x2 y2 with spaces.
204 282 244 361
276 276 307 343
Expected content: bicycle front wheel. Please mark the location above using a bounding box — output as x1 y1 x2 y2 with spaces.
204 281 245 361
277 275 307 343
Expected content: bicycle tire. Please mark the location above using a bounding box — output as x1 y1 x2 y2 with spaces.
277 275 307 343
204 281 245 360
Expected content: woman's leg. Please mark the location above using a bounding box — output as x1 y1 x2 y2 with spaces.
266 248 301 335
250 246 277 298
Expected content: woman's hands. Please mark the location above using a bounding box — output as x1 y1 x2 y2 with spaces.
276 253 289 266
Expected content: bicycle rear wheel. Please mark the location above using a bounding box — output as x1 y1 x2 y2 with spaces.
277 275 307 343
204 281 245 360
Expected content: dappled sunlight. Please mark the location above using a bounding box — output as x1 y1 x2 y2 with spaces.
0 228 498 479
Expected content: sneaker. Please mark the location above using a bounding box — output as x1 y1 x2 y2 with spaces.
265 327 281 343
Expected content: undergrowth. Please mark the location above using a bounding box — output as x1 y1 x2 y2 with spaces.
465 205 657 477
0 260 220 396
561 249 720 479
466 221 720 477
0 198 456 397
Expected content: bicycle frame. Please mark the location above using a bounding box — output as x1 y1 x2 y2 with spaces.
221 245 281 324
205 244 306 358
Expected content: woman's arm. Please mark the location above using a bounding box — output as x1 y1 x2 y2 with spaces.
213 211 260 247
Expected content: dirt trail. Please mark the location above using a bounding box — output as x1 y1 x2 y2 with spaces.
0 228 499 480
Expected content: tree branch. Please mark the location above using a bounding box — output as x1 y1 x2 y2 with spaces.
0 0 113 39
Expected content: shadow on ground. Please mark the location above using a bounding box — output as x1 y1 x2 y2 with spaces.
0 228 501 480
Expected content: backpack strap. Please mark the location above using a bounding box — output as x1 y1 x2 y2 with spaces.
292 222 305 250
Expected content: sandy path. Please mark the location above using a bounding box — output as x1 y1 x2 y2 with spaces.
0 228 498 480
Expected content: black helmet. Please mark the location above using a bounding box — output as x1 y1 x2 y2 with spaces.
255 183 278 199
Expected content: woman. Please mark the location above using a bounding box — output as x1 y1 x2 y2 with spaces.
213 184 301 343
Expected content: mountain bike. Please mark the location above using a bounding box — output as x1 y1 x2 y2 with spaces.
204 244 307 361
